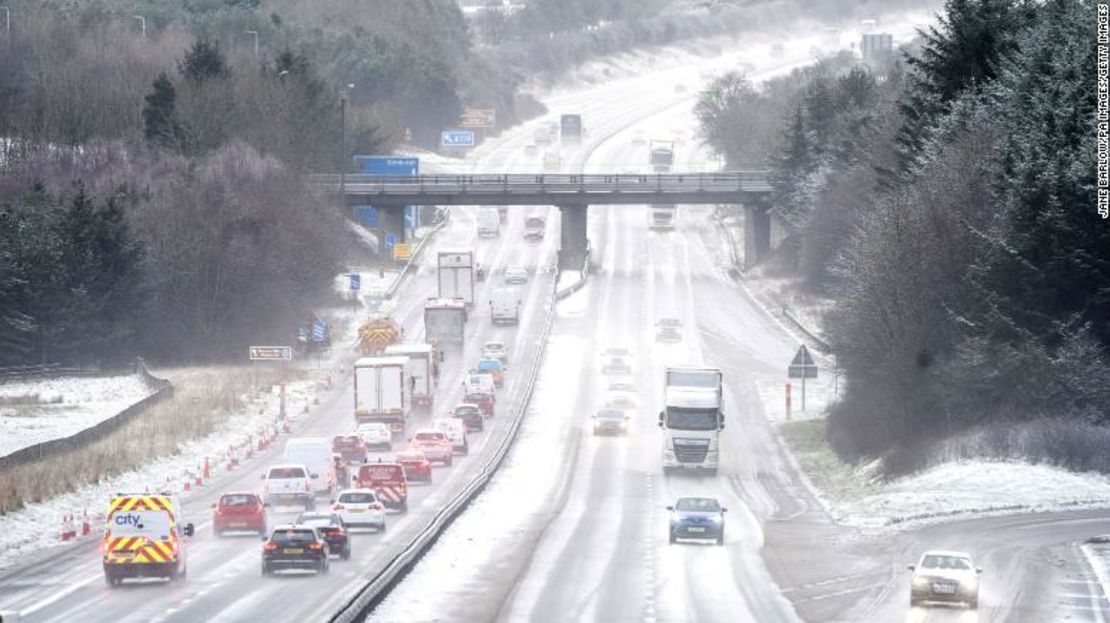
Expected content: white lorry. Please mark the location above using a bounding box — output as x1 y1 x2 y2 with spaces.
648 204 676 230
424 297 468 344
354 356 411 434
489 288 521 325
658 366 724 474
438 249 475 306
477 207 500 237
384 343 437 412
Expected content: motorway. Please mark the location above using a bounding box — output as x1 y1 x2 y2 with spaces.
5 15 1110 623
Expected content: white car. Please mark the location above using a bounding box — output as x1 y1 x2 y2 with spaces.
909 550 981 609
603 390 637 410
481 341 508 364
261 464 315 511
607 378 636 393
503 266 528 284
433 418 469 455
331 489 387 531
356 423 393 452
655 317 683 342
592 408 629 435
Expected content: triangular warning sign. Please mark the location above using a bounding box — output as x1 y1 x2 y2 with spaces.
791 344 815 367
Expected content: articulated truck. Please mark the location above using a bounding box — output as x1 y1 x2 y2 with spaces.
658 366 724 474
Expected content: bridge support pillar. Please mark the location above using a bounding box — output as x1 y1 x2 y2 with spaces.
557 203 590 271
743 203 771 270
377 205 407 257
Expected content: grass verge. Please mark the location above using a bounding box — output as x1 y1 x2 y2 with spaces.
779 419 878 507
0 365 293 514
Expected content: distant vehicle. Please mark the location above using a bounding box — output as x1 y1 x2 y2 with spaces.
630 131 647 146
542 151 562 171
649 204 676 230
424 297 468 345
438 249 476 306
659 367 724 474
593 408 630 436
434 417 470 455
503 266 529 284
261 464 315 511
354 462 409 513
353 356 411 433
332 488 388 530
603 390 637 410
524 216 546 240
102 493 194 586
602 347 632 358
560 113 583 142
667 497 727 545
410 429 454 466
478 207 501 237
909 551 981 609
533 124 556 145
452 403 485 433
607 378 637 393
394 451 433 484
524 143 538 155
356 422 393 452
475 358 505 387
283 437 338 496
213 492 267 537
602 354 633 375
294 511 351 560
655 317 683 342
465 372 497 397
384 343 438 412
770 42 784 57
261 525 329 576
332 434 368 464
481 341 508 364
649 140 675 172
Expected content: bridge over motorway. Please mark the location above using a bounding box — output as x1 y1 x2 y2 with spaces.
310 171 775 269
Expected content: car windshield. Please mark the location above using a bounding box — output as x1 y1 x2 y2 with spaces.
220 494 257 507
658 318 681 327
272 529 317 544
675 498 721 512
338 492 377 504
597 409 624 420
922 555 972 570
477 360 501 371
666 370 718 388
484 343 504 352
269 467 306 479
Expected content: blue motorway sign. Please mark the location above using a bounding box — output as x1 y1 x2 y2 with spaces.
312 319 327 342
349 273 361 291
384 232 397 250
353 156 419 176
440 130 475 148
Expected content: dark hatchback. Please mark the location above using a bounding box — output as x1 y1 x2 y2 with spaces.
294 512 351 560
261 526 330 575
452 403 485 432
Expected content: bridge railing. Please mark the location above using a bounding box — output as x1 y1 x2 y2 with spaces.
307 171 772 194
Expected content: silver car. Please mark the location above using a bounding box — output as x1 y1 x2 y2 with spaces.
592 408 629 436
908 550 981 609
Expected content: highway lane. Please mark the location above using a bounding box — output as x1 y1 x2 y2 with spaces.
0 189 559 622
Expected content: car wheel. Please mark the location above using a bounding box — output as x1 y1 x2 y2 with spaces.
716 531 724 546
214 529 223 538
104 572 117 587
342 546 351 561
261 563 269 577
379 522 387 533
401 500 409 513
668 532 676 545
909 597 918 608
968 596 978 609
305 499 315 512
445 456 453 467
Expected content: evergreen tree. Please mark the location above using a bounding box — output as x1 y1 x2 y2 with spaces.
142 73 183 150
180 39 232 84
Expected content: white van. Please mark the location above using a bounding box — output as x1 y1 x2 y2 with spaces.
477 207 500 237
282 438 337 496
490 288 521 325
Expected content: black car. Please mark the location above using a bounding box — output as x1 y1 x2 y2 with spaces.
452 403 485 432
294 512 351 560
261 526 330 575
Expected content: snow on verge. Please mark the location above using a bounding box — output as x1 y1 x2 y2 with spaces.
0 374 156 458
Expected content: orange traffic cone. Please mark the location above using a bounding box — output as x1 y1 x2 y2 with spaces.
82 511 91 536
203 457 211 479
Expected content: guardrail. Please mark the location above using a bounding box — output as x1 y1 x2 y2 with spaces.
0 363 94 381
782 307 832 353
0 359 173 468
329 269 562 622
554 242 592 301
309 171 773 196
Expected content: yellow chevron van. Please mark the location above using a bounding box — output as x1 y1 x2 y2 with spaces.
102 493 195 587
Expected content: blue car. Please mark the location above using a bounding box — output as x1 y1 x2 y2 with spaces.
667 497 727 545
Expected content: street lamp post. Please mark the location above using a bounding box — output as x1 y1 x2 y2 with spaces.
2 7 10 35
133 15 145 38
245 30 259 58
339 83 354 207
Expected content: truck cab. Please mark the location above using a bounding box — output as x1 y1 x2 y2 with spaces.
658 367 724 475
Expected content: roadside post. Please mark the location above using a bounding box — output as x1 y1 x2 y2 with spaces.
787 345 818 415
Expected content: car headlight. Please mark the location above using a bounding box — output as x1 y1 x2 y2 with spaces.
912 576 930 588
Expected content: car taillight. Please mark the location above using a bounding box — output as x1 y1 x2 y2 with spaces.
333 503 345 511
370 503 383 511
326 528 342 536
308 542 323 550
264 542 278 550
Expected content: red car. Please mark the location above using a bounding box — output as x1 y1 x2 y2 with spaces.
332 435 368 464
213 492 267 536
464 391 495 417
395 451 433 484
